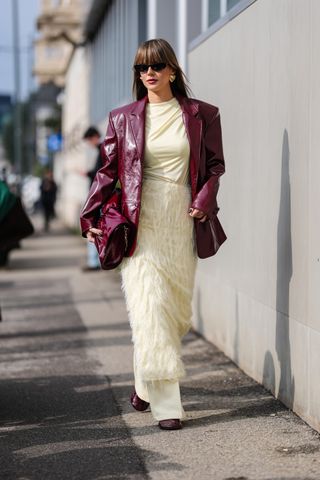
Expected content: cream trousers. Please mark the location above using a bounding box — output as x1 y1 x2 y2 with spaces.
134 354 186 421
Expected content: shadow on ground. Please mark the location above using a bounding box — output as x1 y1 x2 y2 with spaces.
0 375 184 480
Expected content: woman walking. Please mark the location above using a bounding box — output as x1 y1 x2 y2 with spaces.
80 39 226 430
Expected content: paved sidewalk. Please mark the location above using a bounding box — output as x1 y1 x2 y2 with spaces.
1 218 320 480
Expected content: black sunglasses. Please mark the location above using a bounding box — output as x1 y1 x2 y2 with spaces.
134 63 167 73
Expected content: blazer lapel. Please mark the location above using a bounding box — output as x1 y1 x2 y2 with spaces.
129 96 148 160
128 94 202 198
177 95 202 197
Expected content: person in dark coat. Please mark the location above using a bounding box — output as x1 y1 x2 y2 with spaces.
83 126 104 184
0 179 34 267
82 126 103 271
40 170 57 232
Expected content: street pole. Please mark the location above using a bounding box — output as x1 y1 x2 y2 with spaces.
12 0 22 177
27 34 34 96
27 34 35 174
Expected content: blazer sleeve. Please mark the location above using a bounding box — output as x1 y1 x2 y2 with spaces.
80 113 118 236
191 109 225 218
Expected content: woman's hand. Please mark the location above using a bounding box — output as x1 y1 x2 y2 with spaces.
188 208 208 223
87 227 103 243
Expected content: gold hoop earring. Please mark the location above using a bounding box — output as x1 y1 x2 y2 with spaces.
169 73 176 83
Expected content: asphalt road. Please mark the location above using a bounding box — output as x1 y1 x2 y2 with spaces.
1 217 320 480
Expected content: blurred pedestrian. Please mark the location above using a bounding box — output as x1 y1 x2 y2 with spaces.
80 39 226 430
0 167 8 183
40 170 57 232
83 126 104 184
82 126 103 271
0 179 34 267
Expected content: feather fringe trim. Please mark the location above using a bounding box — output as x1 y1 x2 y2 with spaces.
120 178 197 381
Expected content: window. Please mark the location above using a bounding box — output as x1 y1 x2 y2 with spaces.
208 0 220 26
192 0 257 50
227 0 241 10
203 0 243 29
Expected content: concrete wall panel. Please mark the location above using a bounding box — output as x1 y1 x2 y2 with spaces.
189 0 320 431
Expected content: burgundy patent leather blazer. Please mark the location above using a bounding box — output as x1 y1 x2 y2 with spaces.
80 93 226 258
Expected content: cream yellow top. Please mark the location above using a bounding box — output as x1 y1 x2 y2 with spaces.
144 97 190 185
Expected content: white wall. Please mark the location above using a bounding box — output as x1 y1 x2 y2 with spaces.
189 0 320 432
55 46 92 228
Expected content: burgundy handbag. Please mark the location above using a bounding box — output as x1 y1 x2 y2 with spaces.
94 189 136 270
194 211 227 258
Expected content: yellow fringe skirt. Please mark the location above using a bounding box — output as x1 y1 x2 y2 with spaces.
120 177 197 382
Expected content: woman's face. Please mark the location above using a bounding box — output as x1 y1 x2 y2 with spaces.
138 63 175 95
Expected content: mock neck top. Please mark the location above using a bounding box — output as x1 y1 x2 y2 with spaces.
143 97 190 185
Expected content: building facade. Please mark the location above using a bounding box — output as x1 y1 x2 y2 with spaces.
33 0 90 221
33 0 86 87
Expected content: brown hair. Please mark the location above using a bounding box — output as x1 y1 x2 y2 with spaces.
132 38 191 100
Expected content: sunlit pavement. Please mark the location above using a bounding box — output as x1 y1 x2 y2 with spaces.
1 216 320 480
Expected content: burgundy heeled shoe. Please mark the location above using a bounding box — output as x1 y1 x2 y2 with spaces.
130 389 150 411
158 419 182 430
